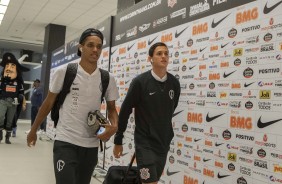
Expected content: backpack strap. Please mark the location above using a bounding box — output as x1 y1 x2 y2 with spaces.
98 68 109 153
123 152 137 182
59 63 78 103
99 68 109 103
52 63 78 127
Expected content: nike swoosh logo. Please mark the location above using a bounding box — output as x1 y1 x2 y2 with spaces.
223 70 236 78
206 113 225 122
175 26 189 38
215 142 224 147
194 138 201 142
105 146 111 150
263 0 282 14
149 92 156 95
211 13 231 28
244 82 255 88
189 65 196 70
218 173 230 179
148 36 158 45
127 43 135 51
166 168 180 176
203 158 211 162
200 47 207 52
221 42 229 48
257 116 282 128
173 110 183 117
110 49 117 55
121 152 129 156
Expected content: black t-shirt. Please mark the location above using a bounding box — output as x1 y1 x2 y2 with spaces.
0 78 24 99
115 70 180 153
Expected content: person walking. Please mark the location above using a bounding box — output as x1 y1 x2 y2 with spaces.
25 79 43 134
27 28 119 184
113 42 181 184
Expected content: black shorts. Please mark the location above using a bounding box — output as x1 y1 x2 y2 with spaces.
136 147 168 183
53 140 98 184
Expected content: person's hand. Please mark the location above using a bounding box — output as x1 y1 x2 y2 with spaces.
27 130 37 147
97 124 117 142
22 104 26 111
113 144 123 158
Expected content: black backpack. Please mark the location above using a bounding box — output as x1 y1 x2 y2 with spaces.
51 63 109 127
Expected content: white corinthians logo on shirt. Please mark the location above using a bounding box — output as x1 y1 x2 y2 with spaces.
57 160 65 172
169 90 174 99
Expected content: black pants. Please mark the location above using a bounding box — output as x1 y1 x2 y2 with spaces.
53 140 98 184
135 147 168 183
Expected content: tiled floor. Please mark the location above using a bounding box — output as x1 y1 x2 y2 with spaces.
0 120 103 184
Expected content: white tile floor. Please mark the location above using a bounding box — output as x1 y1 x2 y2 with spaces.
0 120 103 184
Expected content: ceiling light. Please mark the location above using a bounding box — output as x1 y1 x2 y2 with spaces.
0 0 10 6
0 0 10 25
0 5 7 14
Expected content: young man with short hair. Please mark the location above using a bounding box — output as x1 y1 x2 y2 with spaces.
114 42 181 184
27 28 119 184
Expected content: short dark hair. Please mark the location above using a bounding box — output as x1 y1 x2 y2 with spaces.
34 79 40 83
148 42 168 57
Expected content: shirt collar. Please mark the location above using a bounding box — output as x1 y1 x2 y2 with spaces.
151 70 167 82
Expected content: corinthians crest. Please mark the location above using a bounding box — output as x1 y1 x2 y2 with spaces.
140 168 150 180
169 90 174 99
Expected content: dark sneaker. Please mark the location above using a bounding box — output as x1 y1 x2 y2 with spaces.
5 132 11 144
5 138 11 144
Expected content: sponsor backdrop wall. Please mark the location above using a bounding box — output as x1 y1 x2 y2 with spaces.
105 0 282 184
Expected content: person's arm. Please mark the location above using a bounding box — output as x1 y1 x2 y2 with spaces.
107 100 118 128
27 91 58 147
114 78 141 145
97 100 118 141
113 78 141 158
18 82 24 95
174 80 181 110
22 95 26 111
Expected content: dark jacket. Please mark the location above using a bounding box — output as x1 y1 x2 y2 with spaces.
115 70 180 153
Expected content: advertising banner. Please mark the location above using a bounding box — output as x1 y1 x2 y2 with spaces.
107 0 282 183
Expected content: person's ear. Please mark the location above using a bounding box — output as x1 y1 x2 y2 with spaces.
80 48 83 52
148 56 152 63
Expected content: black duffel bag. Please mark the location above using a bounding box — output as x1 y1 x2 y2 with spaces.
103 153 141 184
